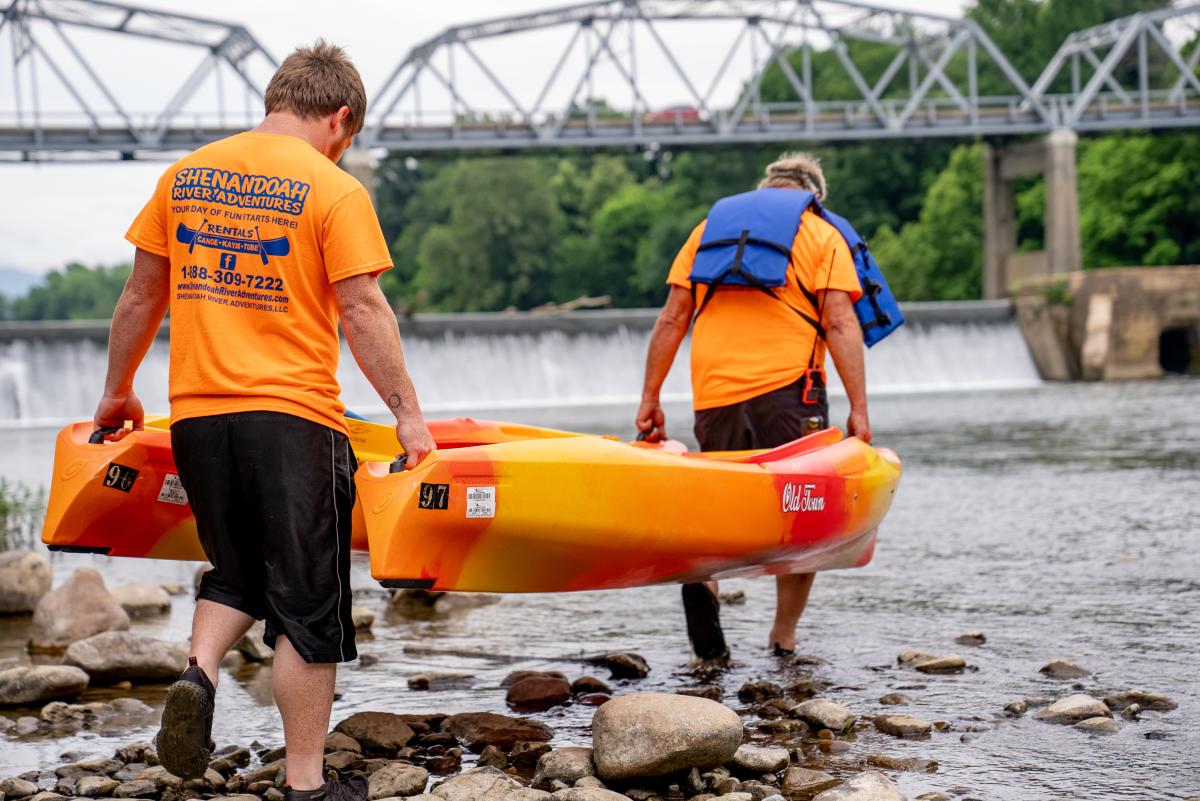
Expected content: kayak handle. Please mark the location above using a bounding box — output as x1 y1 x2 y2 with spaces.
389 454 408 474
635 430 650 442
89 427 124 444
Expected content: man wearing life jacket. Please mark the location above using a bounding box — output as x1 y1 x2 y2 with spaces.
636 152 871 661
93 42 435 801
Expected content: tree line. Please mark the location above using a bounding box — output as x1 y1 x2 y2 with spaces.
6 0 1197 320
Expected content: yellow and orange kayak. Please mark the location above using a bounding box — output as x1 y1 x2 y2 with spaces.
358 428 901 593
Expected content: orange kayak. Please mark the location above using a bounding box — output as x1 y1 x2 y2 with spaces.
358 428 901 593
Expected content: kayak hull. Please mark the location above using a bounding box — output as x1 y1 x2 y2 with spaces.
359 428 901 593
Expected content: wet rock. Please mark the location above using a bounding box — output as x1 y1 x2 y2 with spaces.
1120 704 1141 721
571 677 611 696
1074 717 1119 735
408 673 474 691
502 670 569 688
790 699 855 733
874 714 932 738
76 777 120 797
429 766 522 801
737 681 783 704
729 745 788 775
779 768 837 797
1004 700 1028 717
865 755 938 773
0 665 90 705
443 712 552 752
14 714 42 734
552 789 627 801
1103 690 1177 712
210 796 261 801
954 632 986 647
352 606 376 630
0 550 53 614
113 780 158 798
432 592 501 615
335 711 417 753
600 653 650 679
28 793 67 801
678 686 723 702
811 771 904 801
878 693 910 706
897 650 938 665
592 692 742 781
112 583 173 617
57 758 122 777
507 676 571 711
512 741 554 771
576 693 611 707
572 777 605 790
534 748 595 788
1039 659 1089 680
1 778 39 798
30 568 130 651
912 656 966 674
325 750 365 771
1034 694 1111 725
477 745 508 770
63 631 189 683
326 731 363 753
914 794 952 801
718 590 746 605
368 763 429 798
235 620 274 663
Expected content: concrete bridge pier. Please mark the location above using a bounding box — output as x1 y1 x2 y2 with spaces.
340 147 378 206
983 129 1082 299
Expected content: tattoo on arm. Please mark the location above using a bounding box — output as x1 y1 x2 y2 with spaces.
388 393 403 410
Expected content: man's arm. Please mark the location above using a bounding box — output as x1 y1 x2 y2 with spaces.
93 247 171 437
635 285 695 442
333 273 435 466
819 289 871 443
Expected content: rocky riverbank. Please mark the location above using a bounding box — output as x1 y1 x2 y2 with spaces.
0 554 1194 800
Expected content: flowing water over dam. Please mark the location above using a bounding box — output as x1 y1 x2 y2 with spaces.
0 309 1195 798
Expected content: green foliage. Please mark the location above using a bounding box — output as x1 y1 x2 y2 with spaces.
9 263 130 320
0 479 46 551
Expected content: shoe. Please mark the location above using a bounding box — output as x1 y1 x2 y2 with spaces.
285 776 369 801
155 656 216 779
681 583 729 662
771 643 796 657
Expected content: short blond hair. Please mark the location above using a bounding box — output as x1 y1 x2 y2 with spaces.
758 151 827 200
264 40 367 136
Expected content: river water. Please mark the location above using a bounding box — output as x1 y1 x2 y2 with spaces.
1 379 1197 799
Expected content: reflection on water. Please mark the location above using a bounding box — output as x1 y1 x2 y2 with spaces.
1 380 1197 800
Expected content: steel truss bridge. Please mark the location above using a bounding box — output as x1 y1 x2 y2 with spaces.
2 0 1200 160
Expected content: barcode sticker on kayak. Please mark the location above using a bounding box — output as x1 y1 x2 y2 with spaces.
465 486 496 519
157 474 188 506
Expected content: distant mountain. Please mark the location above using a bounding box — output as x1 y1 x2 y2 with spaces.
0 268 44 298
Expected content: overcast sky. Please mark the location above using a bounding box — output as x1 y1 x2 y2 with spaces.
0 0 968 273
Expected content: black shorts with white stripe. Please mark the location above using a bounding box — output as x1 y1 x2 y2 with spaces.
172 411 358 664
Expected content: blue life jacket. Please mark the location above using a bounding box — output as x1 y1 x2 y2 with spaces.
689 188 903 348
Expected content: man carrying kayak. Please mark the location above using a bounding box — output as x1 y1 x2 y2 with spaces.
635 152 871 661
93 41 435 801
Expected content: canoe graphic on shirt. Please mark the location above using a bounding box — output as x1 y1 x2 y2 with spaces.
175 222 290 260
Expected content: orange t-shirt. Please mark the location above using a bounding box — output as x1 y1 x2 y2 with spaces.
126 131 392 433
667 209 862 410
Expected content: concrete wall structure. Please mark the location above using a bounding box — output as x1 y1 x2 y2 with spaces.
983 129 1082 299
1014 266 1200 380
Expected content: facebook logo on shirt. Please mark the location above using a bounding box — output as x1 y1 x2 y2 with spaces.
220 253 237 270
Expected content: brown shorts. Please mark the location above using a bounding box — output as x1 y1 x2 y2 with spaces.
693 376 829 452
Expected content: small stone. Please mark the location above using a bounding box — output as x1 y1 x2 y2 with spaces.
913 656 967 674
878 693 910 706
367 763 429 798
113 780 157 798
1004 700 1028 717
729 746 788 775
573 777 605 789
570 677 611 696
57 758 122 777
325 750 364 771
1120 704 1141 721
1074 717 1119 735
865 755 938 773
14 715 41 735
506 675 571 711
512 741 554 771
534 748 595 789
551 789 627 801
1039 659 1089 680
442 712 552 752
502 670 568 687
897 649 937 665
1103 690 1177 712
914 794 953 801
111 583 173 617
576 693 611 706
737 681 783 704
0 665 90 705
718 591 746 605
790 699 855 733
478 744 508 770
352 606 375 630
160 582 186 596
779 767 837 797
325 731 363 754
1034 694 1112 725
235 620 274 663
429 767 521 801
677 686 723 702
601 653 650 679
0 550 53 614
335 711 417 753
407 673 474 691
1 779 39 798
873 714 932 738
954 632 986 646
811 771 905 801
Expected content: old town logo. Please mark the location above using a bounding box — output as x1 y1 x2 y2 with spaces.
782 482 824 513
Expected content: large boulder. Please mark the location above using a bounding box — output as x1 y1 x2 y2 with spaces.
111 583 172 617
335 712 416 754
63 631 188 683
0 551 52 614
30 568 130 652
1034 694 1111 725
0 665 89 706
591 692 742 782
443 712 553 752
812 771 906 801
